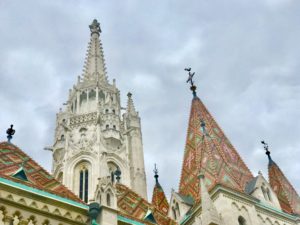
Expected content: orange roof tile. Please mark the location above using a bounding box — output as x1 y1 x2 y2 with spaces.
268 159 300 215
117 184 176 225
178 96 253 201
0 142 84 204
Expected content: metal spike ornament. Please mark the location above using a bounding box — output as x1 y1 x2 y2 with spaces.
185 68 197 97
261 140 271 161
6 124 15 143
154 164 159 184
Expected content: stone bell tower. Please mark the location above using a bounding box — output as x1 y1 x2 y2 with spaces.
51 19 147 202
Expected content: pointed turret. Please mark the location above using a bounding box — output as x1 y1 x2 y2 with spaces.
198 173 223 225
263 142 300 215
179 69 253 201
126 92 138 116
82 19 108 83
151 165 169 215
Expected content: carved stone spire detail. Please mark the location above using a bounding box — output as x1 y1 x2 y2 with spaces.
82 19 108 83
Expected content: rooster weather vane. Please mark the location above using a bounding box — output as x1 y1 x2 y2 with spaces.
185 68 197 97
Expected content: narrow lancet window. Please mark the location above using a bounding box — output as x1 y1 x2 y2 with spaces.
79 167 89 203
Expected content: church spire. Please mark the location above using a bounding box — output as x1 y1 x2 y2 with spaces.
151 164 169 215
82 19 108 83
265 142 300 215
178 69 253 201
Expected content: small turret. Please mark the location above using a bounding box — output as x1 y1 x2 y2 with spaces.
197 173 223 225
126 92 138 117
151 164 169 215
263 141 300 215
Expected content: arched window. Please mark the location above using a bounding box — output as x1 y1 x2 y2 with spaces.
175 202 180 217
261 186 268 201
80 91 87 105
107 193 111 206
238 216 246 225
172 207 177 220
266 188 272 201
106 124 109 129
89 89 96 100
60 135 65 141
79 167 89 203
99 90 105 101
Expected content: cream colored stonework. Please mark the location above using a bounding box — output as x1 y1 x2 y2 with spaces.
168 173 300 225
0 181 88 225
51 20 147 202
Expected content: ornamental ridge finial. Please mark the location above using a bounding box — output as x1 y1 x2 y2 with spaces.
6 124 15 143
153 164 159 184
261 140 272 161
89 19 101 36
185 67 197 97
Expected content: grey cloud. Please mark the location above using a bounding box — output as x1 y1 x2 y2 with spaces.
0 0 299 200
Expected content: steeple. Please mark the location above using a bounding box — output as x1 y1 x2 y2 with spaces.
265 143 300 215
82 19 108 83
126 92 138 116
151 164 169 215
178 70 253 201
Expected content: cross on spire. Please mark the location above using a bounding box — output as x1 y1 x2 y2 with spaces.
6 124 15 143
185 67 197 97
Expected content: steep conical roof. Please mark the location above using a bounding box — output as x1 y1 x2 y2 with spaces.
178 94 253 201
151 166 169 215
268 157 300 215
81 19 108 83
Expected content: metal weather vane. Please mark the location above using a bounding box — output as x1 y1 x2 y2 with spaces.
185 67 197 97
261 140 271 160
6 124 15 143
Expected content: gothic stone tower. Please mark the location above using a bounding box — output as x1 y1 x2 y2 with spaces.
51 19 147 202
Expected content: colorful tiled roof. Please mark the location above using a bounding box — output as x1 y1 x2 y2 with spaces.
0 142 83 203
151 182 169 216
268 159 300 215
178 96 253 201
117 184 176 225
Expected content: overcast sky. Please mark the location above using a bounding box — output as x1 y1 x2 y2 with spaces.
0 0 299 200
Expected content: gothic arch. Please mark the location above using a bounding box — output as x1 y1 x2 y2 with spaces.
265 218 273 225
17 198 27 205
106 154 129 180
73 160 91 203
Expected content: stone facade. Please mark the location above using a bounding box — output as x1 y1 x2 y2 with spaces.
0 181 88 225
51 19 147 202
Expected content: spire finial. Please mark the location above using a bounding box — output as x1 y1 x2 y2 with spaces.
261 140 272 161
89 19 101 36
154 164 159 184
185 67 197 97
6 124 15 143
